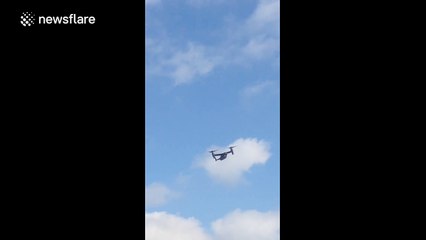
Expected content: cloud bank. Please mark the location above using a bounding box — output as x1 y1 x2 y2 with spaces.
146 209 279 240
211 209 280 240
146 211 211 240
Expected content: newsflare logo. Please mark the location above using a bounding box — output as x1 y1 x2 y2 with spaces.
20 12 96 27
21 12 36 26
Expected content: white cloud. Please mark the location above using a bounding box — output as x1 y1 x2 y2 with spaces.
146 40 217 85
239 0 280 61
211 0 280 67
146 0 280 86
241 80 277 98
196 138 271 185
242 36 279 60
211 209 280 240
145 209 280 240
167 43 216 85
146 212 211 240
247 0 280 33
146 182 179 207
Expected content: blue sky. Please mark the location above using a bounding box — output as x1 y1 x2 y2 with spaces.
146 0 280 239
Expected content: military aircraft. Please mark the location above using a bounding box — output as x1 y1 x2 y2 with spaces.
209 146 236 161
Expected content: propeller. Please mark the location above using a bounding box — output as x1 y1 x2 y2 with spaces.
229 146 236 155
209 150 217 153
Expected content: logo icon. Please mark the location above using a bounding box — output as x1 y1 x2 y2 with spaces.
21 12 36 27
